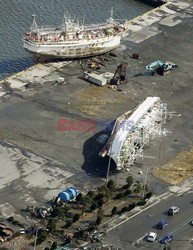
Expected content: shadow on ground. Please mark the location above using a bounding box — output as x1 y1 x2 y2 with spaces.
82 124 117 178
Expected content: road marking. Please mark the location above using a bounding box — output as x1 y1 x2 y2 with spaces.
170 217 193 234
105 191 173 234
106 199 160 233
158 191 171 199
176 187 191 196
136 233 148 242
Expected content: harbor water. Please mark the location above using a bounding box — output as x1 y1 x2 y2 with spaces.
0 0 151 80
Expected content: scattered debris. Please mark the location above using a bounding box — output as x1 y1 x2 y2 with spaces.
84 71 114 86
26 187 79 219
109 63 127 85
132 53 140 60
108 85 117 91
19 228 25 234
88 62 101 70
0 224 14 242
58 77 64 83
109 52 117 57
146 60 177 75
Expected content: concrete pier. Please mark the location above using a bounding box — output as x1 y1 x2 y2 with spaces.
0 0 192 220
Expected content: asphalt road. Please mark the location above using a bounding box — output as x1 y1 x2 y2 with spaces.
102 188 193 249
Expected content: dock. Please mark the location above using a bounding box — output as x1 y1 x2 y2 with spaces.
0 0 192 223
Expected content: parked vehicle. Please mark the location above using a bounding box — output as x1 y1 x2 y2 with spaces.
168 206 179 215
159 233 173 244
157 220 168 229
147 232 157 242
19 228 25 234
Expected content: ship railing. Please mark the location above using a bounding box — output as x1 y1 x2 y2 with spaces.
38 25 63 33
38 32 62 37
26 28 119 43
30 22 121 36
27 33 115 45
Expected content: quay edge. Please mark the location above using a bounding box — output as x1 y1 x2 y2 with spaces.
0 0 192 222
138 0 166 7
0 0 169 87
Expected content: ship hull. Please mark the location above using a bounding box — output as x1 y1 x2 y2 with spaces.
24 35 121 59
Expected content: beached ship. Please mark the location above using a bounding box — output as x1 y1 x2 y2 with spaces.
23 10 126 59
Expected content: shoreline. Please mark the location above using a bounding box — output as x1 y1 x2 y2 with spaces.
0 1 169 88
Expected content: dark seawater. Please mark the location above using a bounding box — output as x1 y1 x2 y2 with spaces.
0 0 151 80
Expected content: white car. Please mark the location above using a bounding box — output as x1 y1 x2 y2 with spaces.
147 232 157 242
19 228 25 234
168 206 179 215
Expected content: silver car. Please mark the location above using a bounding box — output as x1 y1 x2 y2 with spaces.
168 206 179 215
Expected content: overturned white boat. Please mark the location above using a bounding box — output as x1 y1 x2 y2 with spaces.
99 97 167 170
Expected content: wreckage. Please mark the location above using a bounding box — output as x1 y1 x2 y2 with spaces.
99 97 167 170
146 60 177 75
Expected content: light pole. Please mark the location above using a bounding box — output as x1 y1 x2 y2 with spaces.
142 167 148 199
106 142 113 187
34 227 41 250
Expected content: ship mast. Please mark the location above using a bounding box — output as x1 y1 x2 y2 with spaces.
82 14 85 29
108 7 114 24
63 13 72 32
106 7 115 26
31 14 39 34
110 7 114 19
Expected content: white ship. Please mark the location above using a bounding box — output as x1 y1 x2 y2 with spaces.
23 10 126 59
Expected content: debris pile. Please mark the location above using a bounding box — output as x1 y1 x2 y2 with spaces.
0 223 14 243
26 187 79 219
109 63 127 85
146 60 177 75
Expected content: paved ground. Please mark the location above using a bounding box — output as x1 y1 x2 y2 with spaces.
0 0 192 226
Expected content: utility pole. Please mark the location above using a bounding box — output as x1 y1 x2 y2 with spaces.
106 142 112 187
142 167 148 199
34 227 41 250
